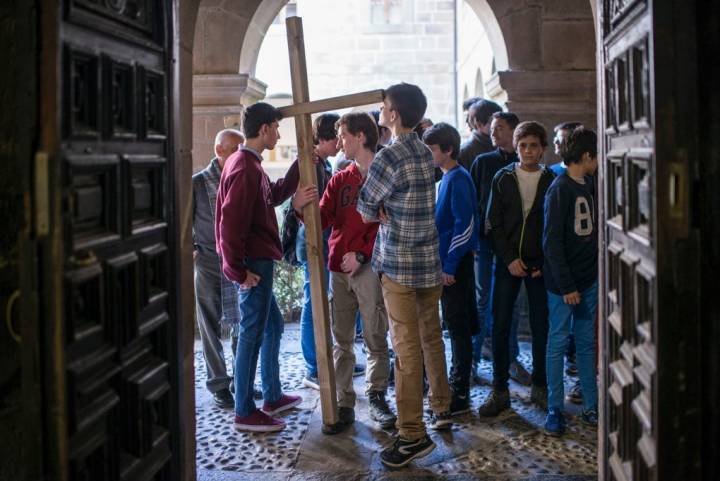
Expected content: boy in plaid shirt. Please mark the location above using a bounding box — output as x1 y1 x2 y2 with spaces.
358 83 451 468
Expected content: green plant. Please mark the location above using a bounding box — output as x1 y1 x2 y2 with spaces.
273 261 304 323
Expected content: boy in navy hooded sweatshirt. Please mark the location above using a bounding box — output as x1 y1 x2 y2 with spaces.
543 127 599 436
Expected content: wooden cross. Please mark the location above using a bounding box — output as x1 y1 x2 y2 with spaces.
279 16 383 431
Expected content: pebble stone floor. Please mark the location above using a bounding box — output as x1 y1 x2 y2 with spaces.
195 324 597 481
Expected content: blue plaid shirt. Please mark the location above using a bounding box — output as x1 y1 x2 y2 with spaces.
357 132 441 288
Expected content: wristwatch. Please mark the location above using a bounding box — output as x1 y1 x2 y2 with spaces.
355 252 367 264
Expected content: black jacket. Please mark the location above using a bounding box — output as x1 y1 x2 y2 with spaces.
486 163 555 271
459 131 494 171
470 148 518 238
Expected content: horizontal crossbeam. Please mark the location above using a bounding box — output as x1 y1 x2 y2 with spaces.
277 89 384 118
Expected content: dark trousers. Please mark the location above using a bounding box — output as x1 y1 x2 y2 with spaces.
491 264 548 390
440 253 479 395
194 251 231 393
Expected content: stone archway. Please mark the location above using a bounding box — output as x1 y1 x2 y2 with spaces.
463 0 510 72
174 2 601 479
190 0 601 167
466 0 597 162
191 0 289 170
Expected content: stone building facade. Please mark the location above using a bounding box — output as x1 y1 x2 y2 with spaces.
192 0 596 173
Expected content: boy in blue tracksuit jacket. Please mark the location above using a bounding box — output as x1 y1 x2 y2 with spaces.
543 127 599 436
423 123 479 416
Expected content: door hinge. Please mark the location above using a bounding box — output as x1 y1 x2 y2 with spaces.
34 151 49 238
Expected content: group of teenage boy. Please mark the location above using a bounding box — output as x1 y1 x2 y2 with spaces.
193 81 599 469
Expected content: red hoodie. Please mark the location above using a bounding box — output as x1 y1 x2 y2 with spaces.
317 162 379 273
215 148 299 283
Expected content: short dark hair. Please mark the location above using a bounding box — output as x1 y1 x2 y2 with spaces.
491 111 520 130
336 112 379 151
382 83 427 129
243 102 282 139
513 121 548 148
554 121 583 133
470 99 503 126
370 109 390 137
423 122 461 160
413 118 433 138
313 113 340 144
462 96 483 111
561 127 597 164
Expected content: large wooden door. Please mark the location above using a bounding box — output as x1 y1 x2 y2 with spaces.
37 1 185 480
598 1 702 480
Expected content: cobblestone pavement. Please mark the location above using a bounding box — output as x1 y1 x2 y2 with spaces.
195 324 597 481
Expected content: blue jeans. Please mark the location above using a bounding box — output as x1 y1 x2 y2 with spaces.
297 225 329 377
472 237 520 363
546 281 598 412
234 259 284 417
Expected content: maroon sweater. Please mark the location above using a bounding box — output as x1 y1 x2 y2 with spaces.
215 148 299 283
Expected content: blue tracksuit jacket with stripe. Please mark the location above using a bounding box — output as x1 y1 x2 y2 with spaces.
435 165 480 275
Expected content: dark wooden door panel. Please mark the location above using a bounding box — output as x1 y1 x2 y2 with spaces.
57 1 179 480
600 1 657 480
599 0 702 480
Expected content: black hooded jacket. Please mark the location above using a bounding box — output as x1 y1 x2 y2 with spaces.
486 163 556 271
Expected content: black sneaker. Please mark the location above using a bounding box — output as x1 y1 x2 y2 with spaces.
213 388 234 409
581 407 598 426
380 435 435 468
530 385 548 411
368 391 397 429
338 406 355 425
321 406 355 435
428 410 453 430
449 392 471 416
509 361 532 386
567 379 583 404
229 381 262 400
353 364 366 377
478 389 510 417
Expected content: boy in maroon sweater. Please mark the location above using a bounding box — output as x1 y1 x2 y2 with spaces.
293 112 395 432
215 102 302 432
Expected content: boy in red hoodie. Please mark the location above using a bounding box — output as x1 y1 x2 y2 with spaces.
294 112 395 432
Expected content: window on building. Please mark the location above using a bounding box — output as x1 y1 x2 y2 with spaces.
474 68 485 97
371 0 402 25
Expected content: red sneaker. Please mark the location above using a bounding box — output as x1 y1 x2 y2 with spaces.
233 409 286 432
261 393 302 416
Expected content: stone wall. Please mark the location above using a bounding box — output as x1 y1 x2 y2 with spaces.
255 0 459 127
481 0 597 163
191 0 598 169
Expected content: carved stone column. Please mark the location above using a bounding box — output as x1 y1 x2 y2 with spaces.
487 70 597 163
192 73 266 172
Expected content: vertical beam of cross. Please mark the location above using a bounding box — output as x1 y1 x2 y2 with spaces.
285 16 338 427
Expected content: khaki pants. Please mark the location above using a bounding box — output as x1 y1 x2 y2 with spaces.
329 265 390 408
381 275 450 441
